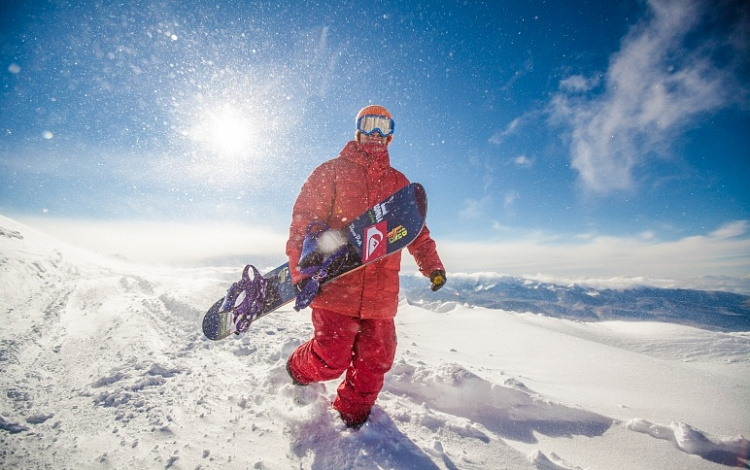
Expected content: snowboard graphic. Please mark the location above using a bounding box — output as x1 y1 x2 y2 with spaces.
202 183 427 340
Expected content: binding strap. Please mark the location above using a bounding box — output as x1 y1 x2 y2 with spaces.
294 222 349 311
219 264 267 334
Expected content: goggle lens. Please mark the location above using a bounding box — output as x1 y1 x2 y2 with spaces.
357 115 394 137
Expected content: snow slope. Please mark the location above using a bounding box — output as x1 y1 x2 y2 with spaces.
1 215 748 469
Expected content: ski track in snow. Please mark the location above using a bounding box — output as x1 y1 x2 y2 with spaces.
1 215 749 469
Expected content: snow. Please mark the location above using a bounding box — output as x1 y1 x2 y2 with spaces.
1 214 748 469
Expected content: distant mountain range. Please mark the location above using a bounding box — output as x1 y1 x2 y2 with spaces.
400 273 750 332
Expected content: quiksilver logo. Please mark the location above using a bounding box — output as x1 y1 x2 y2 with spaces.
362 222 387 263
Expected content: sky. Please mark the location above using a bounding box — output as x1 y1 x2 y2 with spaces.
1 0 749 289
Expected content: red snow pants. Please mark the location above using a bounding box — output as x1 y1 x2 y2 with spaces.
287 308 397 426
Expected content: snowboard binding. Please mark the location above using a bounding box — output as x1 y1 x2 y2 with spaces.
294 221 351 311
219 264 267 334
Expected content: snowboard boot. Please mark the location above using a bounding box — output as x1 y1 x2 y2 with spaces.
286 359 309 386
339 409 369 430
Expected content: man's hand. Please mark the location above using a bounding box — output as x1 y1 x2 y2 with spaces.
293 277 321 312
294 277 311 295
430 270 446 292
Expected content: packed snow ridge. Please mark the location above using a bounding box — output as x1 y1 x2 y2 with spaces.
1 215 748 469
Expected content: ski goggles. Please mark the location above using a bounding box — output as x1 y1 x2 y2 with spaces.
356 114 395 137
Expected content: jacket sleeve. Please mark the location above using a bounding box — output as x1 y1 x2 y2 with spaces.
407 224 445 277
286 163 337 285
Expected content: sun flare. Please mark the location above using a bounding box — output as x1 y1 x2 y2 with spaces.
191 105 257 158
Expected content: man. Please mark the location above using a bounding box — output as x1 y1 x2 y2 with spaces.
285 104 446 429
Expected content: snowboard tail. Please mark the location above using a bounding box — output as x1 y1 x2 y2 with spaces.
202 183 427 340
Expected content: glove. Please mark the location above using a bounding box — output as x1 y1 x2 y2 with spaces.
293 278 320 311
430 270 446 292
294 278 311 295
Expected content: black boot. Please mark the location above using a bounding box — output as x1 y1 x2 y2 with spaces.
286 359 308 386
339 410 369 430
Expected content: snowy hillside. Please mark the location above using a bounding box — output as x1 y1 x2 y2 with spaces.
1 215 749 469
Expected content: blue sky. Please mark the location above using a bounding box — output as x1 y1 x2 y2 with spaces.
1 0 749 289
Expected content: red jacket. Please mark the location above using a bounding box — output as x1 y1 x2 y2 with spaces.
286 140 444 319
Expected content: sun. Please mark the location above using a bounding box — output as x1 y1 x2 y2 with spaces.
191 104 257 158
206 107 254 155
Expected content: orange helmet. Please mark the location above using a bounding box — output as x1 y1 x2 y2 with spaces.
355 105 394 144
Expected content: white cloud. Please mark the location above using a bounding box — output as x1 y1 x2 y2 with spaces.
434 220 750 289
18 217 288 267
458 196 492 220
513 155 533 168
467 151 497 192
489 117 521 145
709 220 748 239
558 74 600 93
551 0 743 194
503 190 519 213
15 216 750 294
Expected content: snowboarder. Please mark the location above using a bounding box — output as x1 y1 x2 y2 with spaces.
285 104 446 429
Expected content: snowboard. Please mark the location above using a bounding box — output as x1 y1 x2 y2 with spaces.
202 183 428 340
